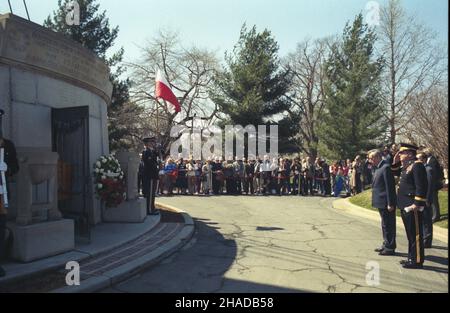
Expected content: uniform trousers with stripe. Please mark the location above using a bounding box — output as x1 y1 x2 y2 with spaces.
401 209 425 265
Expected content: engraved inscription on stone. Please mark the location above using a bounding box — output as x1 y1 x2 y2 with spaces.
0 15 112 100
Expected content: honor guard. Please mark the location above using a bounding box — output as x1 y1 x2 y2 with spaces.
391 143 428 269
142 137 160 215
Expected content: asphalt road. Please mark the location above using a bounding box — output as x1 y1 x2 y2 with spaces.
103 195 448 293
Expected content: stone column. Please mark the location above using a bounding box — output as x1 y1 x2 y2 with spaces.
103 151 146 223
116 151 140 200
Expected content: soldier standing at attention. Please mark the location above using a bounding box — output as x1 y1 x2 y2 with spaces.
391 143 428 269
142 137 160 216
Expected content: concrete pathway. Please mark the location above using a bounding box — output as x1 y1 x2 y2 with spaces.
104 195 448 293
0 215 160 287
0 208 194 293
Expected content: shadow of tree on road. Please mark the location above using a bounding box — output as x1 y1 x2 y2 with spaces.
110 217 308 293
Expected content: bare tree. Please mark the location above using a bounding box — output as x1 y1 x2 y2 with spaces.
108 100 148 152
403 85 448 167
378 0 447 144
284 38 329 159
128 30 220 154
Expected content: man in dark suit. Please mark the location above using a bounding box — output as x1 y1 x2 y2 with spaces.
368 149 397 256
417 152 434 248
382 145 393 165
141 137 160 215
422 148 442 222
391 143 428 269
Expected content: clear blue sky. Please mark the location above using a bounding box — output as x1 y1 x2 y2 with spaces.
2 0 448 63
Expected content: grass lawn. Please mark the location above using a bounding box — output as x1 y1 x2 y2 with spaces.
349 189 448 229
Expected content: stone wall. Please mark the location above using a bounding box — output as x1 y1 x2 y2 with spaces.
0 14 112 225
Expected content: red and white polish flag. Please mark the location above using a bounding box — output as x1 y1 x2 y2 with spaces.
155 69 181 113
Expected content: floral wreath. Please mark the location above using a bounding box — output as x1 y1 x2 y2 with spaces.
93 154 126 208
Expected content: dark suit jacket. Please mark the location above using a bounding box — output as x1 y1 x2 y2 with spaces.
141 148 159 180
425 164 434 205
427 155 442 190
372 160 397 209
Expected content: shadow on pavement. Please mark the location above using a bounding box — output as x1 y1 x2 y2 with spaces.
425 255 448 267
430 245 448 251
159 209 185 223
109 217 308 293
109 215 448 293
256 227 285 231
106 201 448 293
421 265 448 274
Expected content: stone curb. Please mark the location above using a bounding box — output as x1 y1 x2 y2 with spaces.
332 198 448 244
51 202 195 293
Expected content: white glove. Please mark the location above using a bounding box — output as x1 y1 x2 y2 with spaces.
0 162 7 172
405 205 425 213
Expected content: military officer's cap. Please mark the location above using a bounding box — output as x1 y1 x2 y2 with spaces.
398 143 418 153
143 137 156 143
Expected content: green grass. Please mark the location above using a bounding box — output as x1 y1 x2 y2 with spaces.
349 189 448 229
436 191 448 228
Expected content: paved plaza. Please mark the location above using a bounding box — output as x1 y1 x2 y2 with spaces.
104 196 448 293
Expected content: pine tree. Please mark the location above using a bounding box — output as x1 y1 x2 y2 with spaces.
44 0 118 59
44 0 135 151
211 24 298 154
320 14 385 160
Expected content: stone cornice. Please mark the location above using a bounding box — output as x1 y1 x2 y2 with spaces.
0 13 112 103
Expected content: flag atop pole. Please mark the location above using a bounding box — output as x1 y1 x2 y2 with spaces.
155 69 181 113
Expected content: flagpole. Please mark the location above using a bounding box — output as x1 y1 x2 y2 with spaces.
156 99 160 140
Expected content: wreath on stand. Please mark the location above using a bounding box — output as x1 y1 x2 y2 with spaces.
93 155 126 208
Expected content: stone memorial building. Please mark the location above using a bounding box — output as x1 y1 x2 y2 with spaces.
0 13 114 261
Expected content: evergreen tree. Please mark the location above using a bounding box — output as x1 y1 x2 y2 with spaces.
44 0 118 59
44 0 135 151
320 14 385 160
211 24 297 154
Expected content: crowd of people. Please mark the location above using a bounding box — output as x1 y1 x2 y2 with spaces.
139 137 446 270
138 149 395 198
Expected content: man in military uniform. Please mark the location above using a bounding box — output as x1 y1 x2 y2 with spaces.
391 143 428 269
141 137 160 215
0 109 19 277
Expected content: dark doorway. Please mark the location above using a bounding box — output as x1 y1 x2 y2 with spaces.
52 106 91 243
